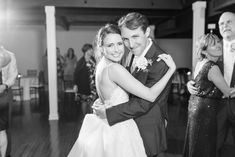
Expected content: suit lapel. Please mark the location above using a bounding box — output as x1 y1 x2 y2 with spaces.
217 41 235 87
132 40 160 82
230 39 235 86
217 41 224 74
126 54 135 73
230 62 235 87
145 40 162 60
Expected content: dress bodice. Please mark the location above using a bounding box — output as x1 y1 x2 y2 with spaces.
96 58 129 108
194 61 223 98
104 86 129 108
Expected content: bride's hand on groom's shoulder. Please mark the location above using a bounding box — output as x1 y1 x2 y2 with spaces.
157 54 176 72
93 98 102 105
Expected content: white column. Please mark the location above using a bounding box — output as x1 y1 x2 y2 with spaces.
45 6 59 120
192 1 207 73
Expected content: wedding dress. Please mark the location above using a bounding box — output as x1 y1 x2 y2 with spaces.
67 86 147 157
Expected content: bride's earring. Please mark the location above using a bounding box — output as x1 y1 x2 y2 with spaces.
102 48 106 57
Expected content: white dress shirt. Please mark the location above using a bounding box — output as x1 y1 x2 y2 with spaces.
223 39 235 87
131 38 153 72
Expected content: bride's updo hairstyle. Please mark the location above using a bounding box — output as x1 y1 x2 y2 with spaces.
93 24 121 63
196 33 221 60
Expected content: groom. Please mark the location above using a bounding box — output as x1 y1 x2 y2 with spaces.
94 12 173 157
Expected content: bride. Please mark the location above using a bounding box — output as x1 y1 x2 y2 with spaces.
67 24 176 157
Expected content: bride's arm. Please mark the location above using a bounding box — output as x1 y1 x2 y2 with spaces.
109 54 176 102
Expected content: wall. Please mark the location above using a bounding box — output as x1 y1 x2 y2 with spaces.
0 25 46 75
10 0 182 9
0 25 101 75
57 25 100 61
157 39 193 69
0 24 192 76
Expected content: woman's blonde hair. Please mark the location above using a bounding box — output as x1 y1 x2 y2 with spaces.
196 33 221 60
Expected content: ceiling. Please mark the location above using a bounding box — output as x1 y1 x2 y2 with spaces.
2 0 235 38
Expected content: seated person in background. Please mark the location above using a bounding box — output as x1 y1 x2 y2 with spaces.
0 46 18 157
73 44 97 116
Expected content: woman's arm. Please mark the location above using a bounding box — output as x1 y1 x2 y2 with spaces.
109 55 176 102
208 65 231 97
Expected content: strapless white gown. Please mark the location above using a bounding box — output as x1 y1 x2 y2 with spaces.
67 86 147 157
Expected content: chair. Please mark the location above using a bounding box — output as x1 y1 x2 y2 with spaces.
177 68 192 95
171 68 192 95
11 73 23 103
27 69 37 77
29 71 45 105
63 75 76 102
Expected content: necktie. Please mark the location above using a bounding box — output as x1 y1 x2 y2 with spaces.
131 56 138 73
128 54 134 73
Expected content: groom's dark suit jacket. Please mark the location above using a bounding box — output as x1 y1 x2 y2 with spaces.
106 41 172 156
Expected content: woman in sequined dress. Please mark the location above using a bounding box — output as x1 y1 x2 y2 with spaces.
183 33 235 157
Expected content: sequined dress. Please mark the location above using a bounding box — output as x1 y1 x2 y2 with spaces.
183 61 222 157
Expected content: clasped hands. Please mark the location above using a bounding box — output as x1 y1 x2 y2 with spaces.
187 80 235 98
230 88 235 98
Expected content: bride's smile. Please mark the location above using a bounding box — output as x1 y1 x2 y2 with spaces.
102 33 124 62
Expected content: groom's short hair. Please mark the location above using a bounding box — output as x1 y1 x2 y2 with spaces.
118 12 149 33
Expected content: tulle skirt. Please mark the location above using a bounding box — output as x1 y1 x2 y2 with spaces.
67 114 147 157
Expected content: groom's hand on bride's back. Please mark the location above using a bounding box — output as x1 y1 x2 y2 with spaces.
92 99 107 119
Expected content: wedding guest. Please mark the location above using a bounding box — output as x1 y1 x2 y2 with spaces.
73 44 97 116
187 12 235 157
63 48 77 81
56 47 65 83
183 33 235 157
0 46 18 157
56 47 65 102
216 11 235 157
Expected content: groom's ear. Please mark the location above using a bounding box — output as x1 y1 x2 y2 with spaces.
145 27 151 37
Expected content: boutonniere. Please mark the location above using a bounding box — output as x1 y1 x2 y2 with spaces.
135 56 153 72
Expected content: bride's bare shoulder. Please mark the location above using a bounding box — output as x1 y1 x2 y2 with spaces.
109 62 126 71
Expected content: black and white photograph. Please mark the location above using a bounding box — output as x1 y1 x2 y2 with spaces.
0 0 235 157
